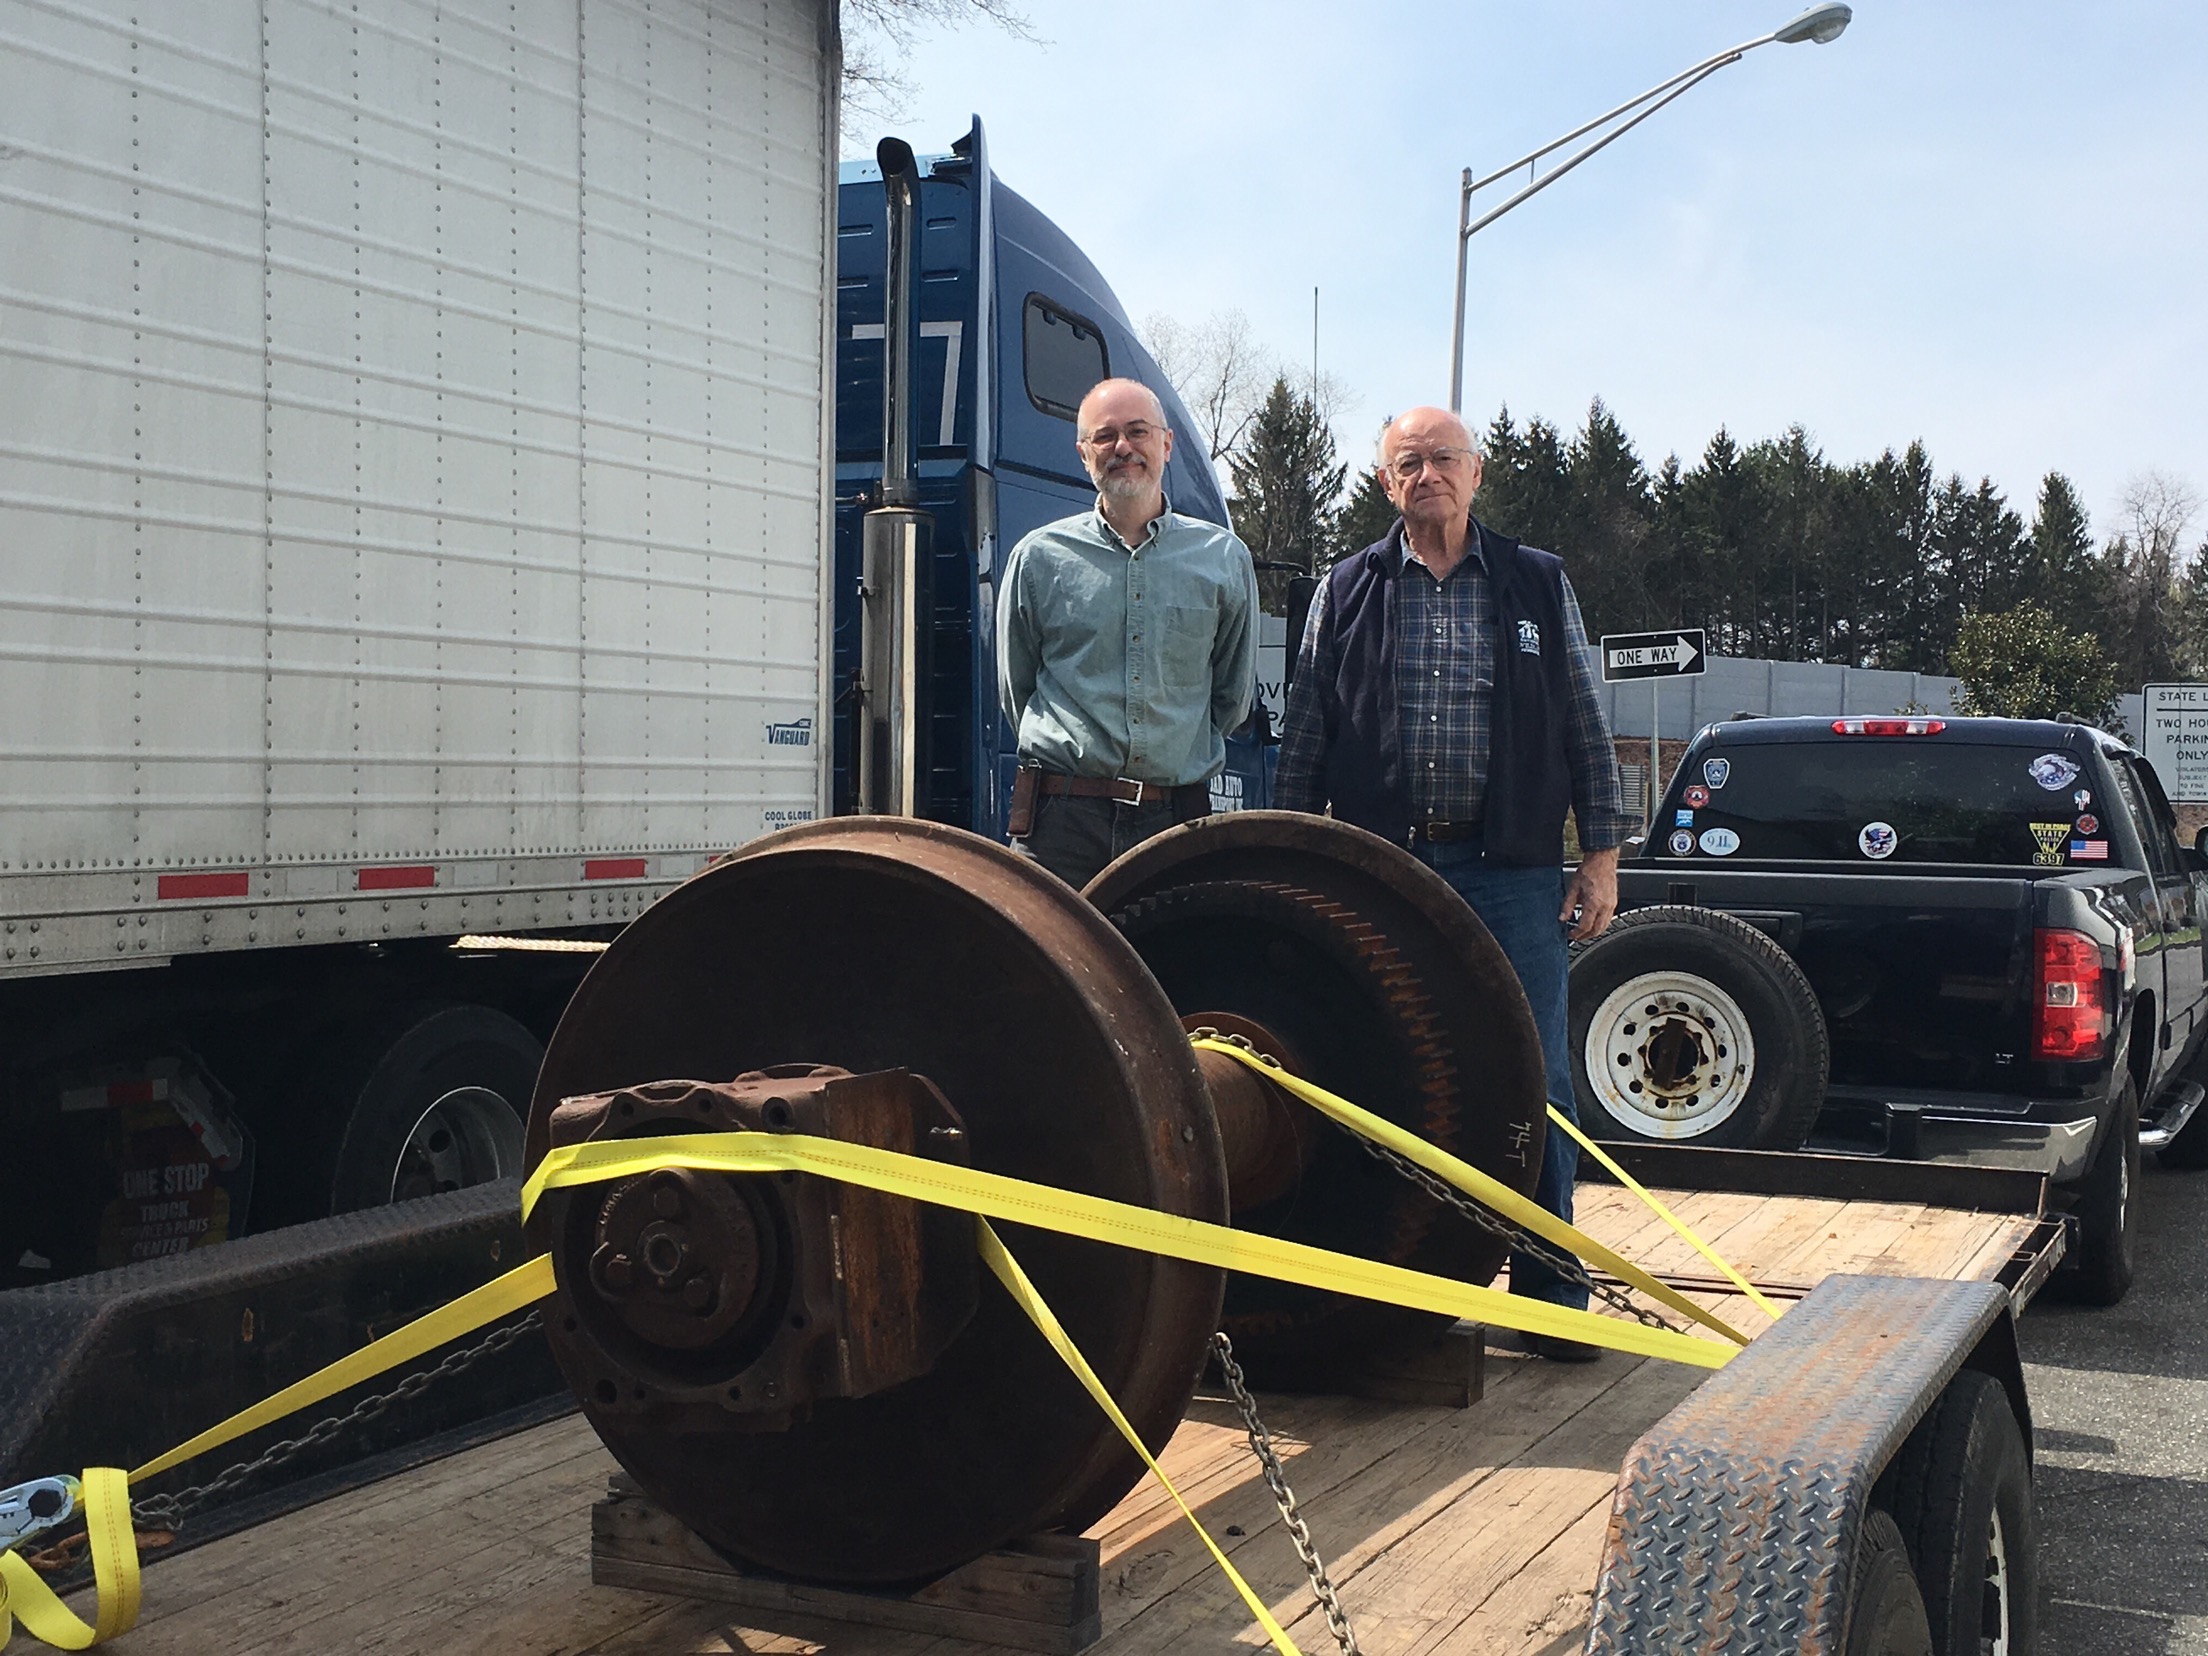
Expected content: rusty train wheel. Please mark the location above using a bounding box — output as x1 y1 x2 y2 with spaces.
1087 812 1548 1363
527 820 1226 1584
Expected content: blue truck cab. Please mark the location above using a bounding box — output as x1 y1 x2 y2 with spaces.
832 121 1269 840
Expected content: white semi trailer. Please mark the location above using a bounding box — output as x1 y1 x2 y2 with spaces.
0 0 838 1280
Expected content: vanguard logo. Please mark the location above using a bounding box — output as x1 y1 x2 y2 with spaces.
765 717 814 747
1516 619 1541 654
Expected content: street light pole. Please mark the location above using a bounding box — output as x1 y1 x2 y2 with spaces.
1448 2 1851 414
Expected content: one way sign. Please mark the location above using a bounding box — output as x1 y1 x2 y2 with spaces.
1600 628 1706 682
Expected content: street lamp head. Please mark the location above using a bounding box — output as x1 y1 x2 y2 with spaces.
1772 2 1851 44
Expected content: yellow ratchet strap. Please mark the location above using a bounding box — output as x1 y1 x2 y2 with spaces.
0 1469 137 1650
522 1131 1733 1368
1192 1039 1751 1347
1546 1106 1785 1322
1 1259 556 1651
977 1219 1303 1656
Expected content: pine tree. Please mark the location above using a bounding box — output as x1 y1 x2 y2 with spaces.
1227 377 1346 608
1333 466 1397 560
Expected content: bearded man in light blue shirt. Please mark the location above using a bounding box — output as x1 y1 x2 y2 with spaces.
996 377 1259 889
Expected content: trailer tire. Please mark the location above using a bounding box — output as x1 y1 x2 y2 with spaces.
325 1005 541 1214
2062 1077 2138 1307
1568 905 1827 1148
1881 1369 2037 1656
1845 1510 1935 1656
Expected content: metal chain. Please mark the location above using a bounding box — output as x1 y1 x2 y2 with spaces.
1344 1132 1680 1334
129 1309 545 1530
1210 1332 1361 1656
1192 1029 1681 1336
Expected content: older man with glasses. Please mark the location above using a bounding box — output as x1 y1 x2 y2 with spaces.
996 376 1259 889
1274 404 1634 1362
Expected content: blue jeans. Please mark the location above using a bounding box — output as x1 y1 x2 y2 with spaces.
1415 839 1586 1311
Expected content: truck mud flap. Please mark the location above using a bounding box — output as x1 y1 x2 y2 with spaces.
0 1180 563 1537
1586 1273 2022 1654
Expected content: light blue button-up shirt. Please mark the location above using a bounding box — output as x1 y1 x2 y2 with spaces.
997 499 1259 787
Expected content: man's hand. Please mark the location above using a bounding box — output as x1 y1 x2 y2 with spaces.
1561 847 1620 943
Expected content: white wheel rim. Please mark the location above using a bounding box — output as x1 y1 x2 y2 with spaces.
389 1085 526 1204
1981 1502 2010 1656
1584 970 1756 1140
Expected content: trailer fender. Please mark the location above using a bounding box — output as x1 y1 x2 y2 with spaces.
1585 1273 2027 1655
0 1182 562 1541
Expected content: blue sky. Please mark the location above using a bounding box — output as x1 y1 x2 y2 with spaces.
848 3 2207 543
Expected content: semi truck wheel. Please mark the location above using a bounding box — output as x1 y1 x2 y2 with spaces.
2063 1078 2138 1306
1845 1510 1935 1656
1881 1369 2037 1656
326 1005 541 1214
1568 905 1828 1149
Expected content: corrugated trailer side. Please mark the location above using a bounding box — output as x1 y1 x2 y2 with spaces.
0 0 839 1279
0 0 837 976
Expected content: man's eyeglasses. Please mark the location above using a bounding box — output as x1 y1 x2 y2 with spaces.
1386 446 1472 481
1080 422 1161 450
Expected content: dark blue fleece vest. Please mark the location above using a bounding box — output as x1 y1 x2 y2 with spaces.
1317 518 1573 867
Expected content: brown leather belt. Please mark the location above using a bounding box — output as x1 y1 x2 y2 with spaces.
1407 819 1483 844
1035 772 1210 811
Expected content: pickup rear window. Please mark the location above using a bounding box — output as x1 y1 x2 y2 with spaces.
1658 741 2107 866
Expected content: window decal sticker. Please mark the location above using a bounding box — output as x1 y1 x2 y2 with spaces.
1699 827 1740 856
2075 813 2098 835
1675 808 1695 827
1857 821 1898 860
2070 839 2109 862
2073 788 2092 811
1684 785 1711 808
2029 753 2081 791
2029 822 2069 867
1703 757 1730 789
1668 829 1696 856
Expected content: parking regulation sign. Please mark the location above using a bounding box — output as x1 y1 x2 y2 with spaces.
2143 683 2208 802
1600 628 1706 682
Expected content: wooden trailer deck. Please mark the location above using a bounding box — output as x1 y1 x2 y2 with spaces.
78 1181 2055 1656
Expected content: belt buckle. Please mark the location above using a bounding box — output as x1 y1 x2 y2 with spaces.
1117 777 1145 806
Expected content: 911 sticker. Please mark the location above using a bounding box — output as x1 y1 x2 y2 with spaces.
1699 827 1740 856
2029 822 2069 867
1668 829 1696 856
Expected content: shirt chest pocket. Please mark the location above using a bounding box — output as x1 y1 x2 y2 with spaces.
1158 603 1215 690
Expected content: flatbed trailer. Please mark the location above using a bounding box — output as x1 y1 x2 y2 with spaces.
66 1158 2063 1656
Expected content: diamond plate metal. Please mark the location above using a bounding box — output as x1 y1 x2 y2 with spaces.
1585 1273 2014 1654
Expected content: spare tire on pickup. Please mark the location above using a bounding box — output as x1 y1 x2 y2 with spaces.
1569 905 1829 1149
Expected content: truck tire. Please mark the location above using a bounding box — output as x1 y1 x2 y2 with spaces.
1880 1369 2037 1656
1568 905 1828 1149
324 1005 541 1215
1845 1510 1935 1656
2063 1077 2138 1306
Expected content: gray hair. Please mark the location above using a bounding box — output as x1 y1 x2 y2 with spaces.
1374 411 1484 466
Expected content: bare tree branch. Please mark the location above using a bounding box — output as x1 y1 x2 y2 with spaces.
840 0 1035 121
1139 308 1271 465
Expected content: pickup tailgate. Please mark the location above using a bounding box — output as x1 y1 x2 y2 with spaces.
1619 865 2038 1094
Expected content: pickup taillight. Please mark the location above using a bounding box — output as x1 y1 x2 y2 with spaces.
2033 928 2108 1061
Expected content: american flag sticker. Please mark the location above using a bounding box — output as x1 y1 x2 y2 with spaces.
2070 840 2109 861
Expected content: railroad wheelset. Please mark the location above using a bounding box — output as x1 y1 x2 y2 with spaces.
524 812 1546 1585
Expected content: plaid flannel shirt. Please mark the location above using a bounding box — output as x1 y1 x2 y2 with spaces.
1274 537 1634 851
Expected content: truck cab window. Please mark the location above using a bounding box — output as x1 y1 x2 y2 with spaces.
1023 295 1107 420
2117 758 2182 878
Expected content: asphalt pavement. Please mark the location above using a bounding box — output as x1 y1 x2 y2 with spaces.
2022 1157 2208 1651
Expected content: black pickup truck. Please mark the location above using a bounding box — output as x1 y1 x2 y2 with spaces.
1575 714 2208 1304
